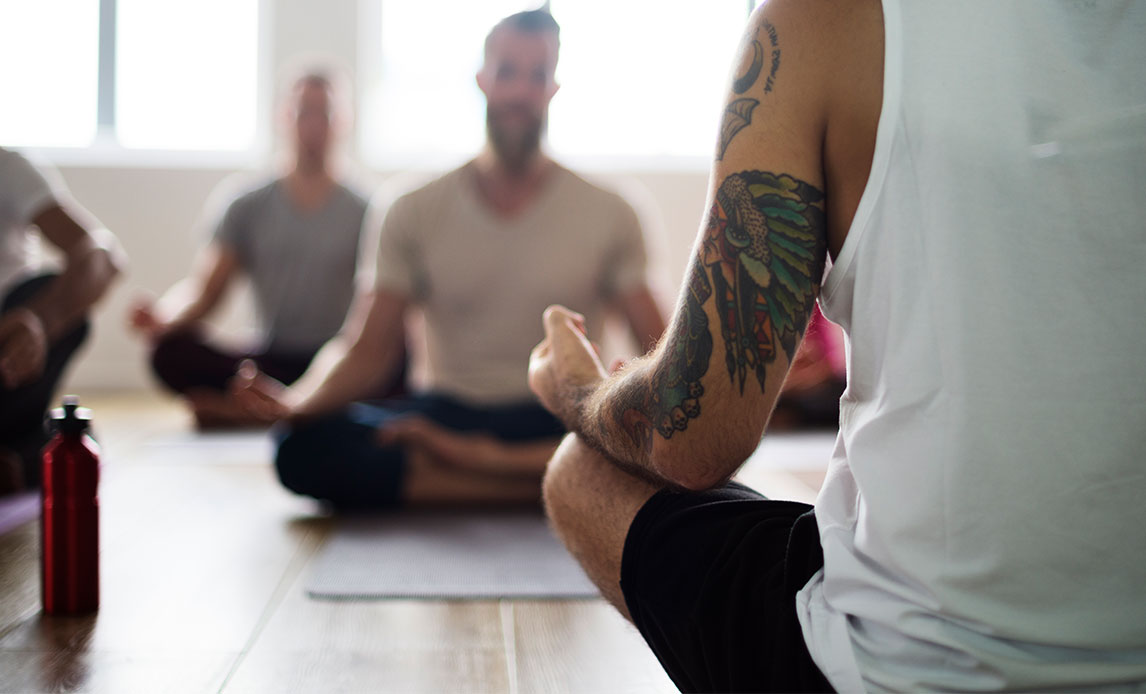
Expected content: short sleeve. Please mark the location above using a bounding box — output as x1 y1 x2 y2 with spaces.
603 197 649 298
212 194 251 261
372 192 422 300
1 151 60 225
354 193 382 292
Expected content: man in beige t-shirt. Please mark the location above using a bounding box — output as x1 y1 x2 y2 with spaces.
235 9 665 508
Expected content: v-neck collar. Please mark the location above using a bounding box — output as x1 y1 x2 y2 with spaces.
274 178 340 219
461 161 566 228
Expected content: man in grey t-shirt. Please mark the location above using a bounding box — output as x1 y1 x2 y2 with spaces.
128 69 404 428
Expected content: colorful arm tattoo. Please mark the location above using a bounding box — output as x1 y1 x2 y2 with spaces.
604 170 826 459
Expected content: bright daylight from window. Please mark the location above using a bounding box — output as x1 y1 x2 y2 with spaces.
362 0 750 167
116 0 259 150
0 0 100 148
0 0 258 151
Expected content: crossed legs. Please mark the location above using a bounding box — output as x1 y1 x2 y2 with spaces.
273 396 566 509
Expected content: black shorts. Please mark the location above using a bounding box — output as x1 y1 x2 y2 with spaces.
620 481 833 693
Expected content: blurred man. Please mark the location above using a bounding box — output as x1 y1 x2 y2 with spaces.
530 0 1146 691
128 69 400 428
0 148 123 493
234 10 666 508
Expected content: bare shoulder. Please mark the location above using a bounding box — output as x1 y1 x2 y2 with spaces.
718 0 882 170
743 0 883 103
753 0 882 49
767 0 883 125
737 0 882 252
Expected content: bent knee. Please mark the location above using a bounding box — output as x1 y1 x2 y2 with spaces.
272 417 403 509
541 434 622 534
543 434 662 534
149 332 194 378
149 331 189 362
541 434 580 519
273 424 323 497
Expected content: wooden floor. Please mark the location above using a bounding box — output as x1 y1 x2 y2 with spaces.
0 393 827 694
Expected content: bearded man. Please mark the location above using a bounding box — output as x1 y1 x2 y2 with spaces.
234 9 665 509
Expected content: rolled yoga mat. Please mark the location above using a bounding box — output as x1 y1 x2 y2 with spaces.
305 509 598 600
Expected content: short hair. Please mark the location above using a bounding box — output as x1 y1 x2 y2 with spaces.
294 70 333 93
277 58 354 119
483 8 561 60
277 56 351 102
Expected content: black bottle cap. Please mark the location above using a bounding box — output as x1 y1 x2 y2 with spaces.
49 395 92 435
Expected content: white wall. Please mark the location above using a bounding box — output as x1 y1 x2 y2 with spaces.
51 0 712 392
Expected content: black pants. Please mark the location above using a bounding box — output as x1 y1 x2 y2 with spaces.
0 275 90 487
149 330 407 397
273 394 565 509
621 482 833 693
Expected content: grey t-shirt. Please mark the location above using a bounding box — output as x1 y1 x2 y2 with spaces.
374 162 649 405
214 179 368 354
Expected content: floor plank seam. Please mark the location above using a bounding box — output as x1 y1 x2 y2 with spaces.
499 600 518 694
0 589 41 646
214 523 322 693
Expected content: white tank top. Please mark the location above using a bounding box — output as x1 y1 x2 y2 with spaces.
796 1 1146 691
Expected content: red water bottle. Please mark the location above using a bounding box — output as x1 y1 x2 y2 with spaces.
41 395 100 615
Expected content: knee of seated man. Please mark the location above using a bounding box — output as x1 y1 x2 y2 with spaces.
541 434 587 526
148 331 193 375
272 422 327 497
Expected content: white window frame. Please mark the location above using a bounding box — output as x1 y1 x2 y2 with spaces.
16 0 273 169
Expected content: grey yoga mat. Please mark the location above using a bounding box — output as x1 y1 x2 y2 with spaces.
305 509 598 600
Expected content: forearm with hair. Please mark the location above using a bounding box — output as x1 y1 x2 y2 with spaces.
157 279 222 331
571 364 688 488
560 257 714 488
561 169 827 490
290 332 402 419
156 248 237 331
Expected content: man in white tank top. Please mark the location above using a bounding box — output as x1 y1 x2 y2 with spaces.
530 0 1145 691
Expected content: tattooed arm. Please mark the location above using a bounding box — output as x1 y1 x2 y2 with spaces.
532 168 826 489
530 0 879 489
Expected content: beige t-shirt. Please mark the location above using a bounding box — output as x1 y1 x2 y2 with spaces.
375 162 648 405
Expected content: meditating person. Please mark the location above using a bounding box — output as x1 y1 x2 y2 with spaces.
127 68 401 428
233 10 666 508
529 0 1146 691
0 147 124 494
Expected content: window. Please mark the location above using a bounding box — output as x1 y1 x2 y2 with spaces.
0 0 262 153
547 0 748 161
360 0 536 169
361 0 753 168
0 0 100 148
116 0 260 150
